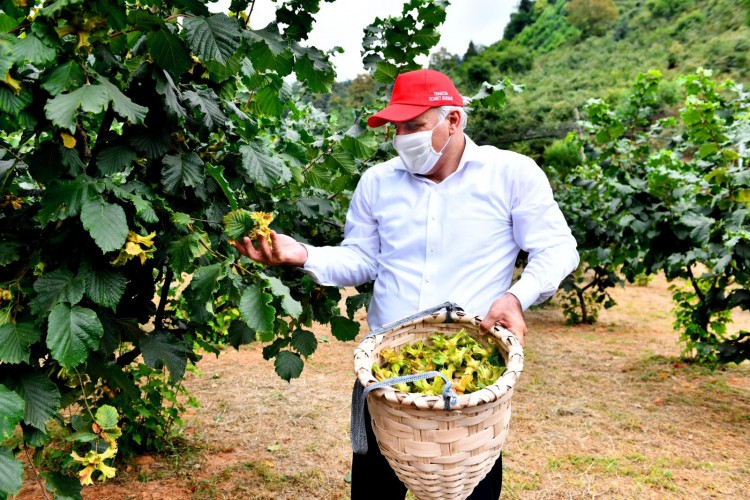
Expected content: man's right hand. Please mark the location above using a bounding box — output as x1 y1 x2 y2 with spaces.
232 231 308 267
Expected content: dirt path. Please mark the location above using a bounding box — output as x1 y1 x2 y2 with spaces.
18 276 750 499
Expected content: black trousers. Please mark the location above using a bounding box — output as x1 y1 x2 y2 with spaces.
351 404 503 499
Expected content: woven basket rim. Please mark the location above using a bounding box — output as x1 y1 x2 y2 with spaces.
353 309 524 410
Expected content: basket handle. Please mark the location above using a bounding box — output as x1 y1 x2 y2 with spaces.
351 371 459 455
364 301 463 339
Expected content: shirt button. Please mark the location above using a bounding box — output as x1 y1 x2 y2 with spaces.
431 215 437 221
425 276 431 283
430 246 436 252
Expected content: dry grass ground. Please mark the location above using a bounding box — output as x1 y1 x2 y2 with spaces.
17 275 750 499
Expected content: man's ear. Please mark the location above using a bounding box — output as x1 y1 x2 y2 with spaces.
448 109 461 132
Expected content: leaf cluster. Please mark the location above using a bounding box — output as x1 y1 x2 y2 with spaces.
0 0 401 495
555 68 750 364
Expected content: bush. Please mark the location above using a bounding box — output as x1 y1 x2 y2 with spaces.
543 139 582 178
488 44 535 74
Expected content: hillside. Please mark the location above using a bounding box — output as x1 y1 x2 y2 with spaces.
325 0 750 161
458 0 750 158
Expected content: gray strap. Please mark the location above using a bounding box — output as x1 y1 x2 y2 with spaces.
351 371 459 455
364 301 462 339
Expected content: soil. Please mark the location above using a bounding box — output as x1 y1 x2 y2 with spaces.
16 275 750 499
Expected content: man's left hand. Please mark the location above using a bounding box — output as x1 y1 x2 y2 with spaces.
480 293 528 347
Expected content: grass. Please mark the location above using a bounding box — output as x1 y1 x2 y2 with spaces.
13 274 742 500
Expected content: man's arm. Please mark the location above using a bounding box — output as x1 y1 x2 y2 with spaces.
232 171 380 287
480 157 580 346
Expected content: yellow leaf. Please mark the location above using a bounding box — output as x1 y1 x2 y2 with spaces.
76 31 92 52
79 465 95 485
55 25 76 38
3 73 22 95
124 241 142 256
61 132 77 149
129 231 156 247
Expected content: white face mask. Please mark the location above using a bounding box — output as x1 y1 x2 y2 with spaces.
393 117 452 175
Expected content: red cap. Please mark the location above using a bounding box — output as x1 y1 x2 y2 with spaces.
367 69 463 128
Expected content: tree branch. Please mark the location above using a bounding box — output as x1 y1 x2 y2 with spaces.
155 267 174 330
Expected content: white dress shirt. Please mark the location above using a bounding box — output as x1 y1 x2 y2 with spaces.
303 135 579 329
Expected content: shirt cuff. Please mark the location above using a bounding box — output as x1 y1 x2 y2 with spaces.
300 243 323 283
507 275 541 311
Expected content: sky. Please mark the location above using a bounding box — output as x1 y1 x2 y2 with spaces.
210 0 519 81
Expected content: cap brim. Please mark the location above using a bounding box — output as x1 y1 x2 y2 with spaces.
366 103 433 128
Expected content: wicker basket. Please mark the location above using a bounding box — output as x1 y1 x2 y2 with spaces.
353 306 524 500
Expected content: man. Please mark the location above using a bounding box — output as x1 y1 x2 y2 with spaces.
234 69 579 499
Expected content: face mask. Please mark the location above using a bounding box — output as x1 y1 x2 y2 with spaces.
393 117 452 175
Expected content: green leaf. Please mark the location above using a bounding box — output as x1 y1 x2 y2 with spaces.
373 61 399 84
162 152 205 192
168 232 205 273
0 36 12 76
94 405 118 430
0 447 23 497
147 28 192 76
14 34 56 65
0 384 24 440
183 88 227 129
0 87 32 116
40 61 86 96
96 75 148 125
129 128 170 158
130 194 158 223
341 134 377 160
239 143 290 188
11 372 60 430
0 244 20 267
239 284 275 338
330 315 360 341
185 263 225 313
127 10 165 30
97 145 137 175
47 304 104 369
679 213 713 245
80 262 127 309
735 189 750 204
40 471 82 500
183 14 241 65
469 80 511 109
323 148 356 174
305 163 334 190
0 323 41 364
252 82 290 117
172 211 192 227
293 47 333 93
155 69 186 118
36 179 91 224
29 268 85 315
291 329 317 357
0 14 19 33
246 25 287 56
222 209 255 239
274 350 303 381
206 162 237 210
44 84 109 133
260 273 301 318
228 321 256 349
39 0 84 17
80 198 129 253
698 142 719 158
139 332 192 383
